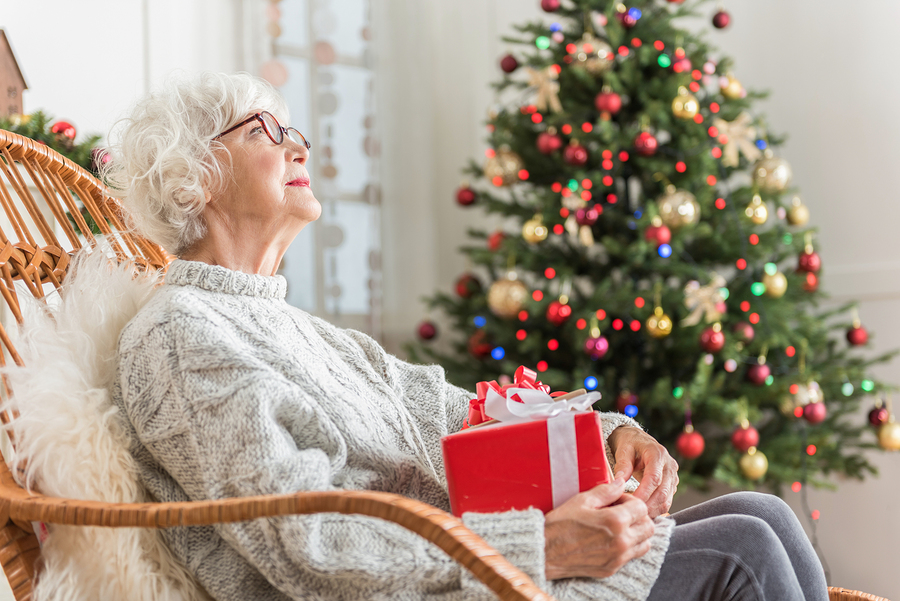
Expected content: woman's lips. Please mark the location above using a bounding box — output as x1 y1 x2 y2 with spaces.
286 177 310 187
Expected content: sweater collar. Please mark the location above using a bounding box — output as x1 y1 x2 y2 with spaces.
165 259 287 299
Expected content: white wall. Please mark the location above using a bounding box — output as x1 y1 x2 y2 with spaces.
377 1 900 600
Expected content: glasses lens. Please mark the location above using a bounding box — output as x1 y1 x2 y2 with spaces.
286 128 310 149
260 112 283 144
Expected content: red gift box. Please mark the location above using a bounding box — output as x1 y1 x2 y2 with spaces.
442 367 611 516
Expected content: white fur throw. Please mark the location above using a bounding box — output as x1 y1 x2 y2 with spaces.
1 248 211 601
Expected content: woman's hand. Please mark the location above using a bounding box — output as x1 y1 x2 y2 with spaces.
544 477 655 580
607 426 679 519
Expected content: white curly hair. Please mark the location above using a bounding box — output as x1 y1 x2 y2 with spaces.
101 71 289 256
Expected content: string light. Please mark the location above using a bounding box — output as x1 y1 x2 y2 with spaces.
634 297 645 308
658 244 673 258
658 54 672 68
516 329 527 341
740 301 751 312
576 318 587 329
485 148 495 158
630 320 641 331
531 113 542 123
861 379 875 392
473 316 486 327
518 310 529 321
720 287 729 300
675 161 687 172
602 175 614 186
553 224 564 234
811 510 820 520
673 387 684 399
552 182 562 192
619 150 630 161
631 38 642 47
625 405 638 417
607 193 618 203
537 360 548 372
584 376 599 390
545 267 556 279
582 179 593 189
764 262 778 276
790 384 800 394
582 122 593 132
491 347 505 360
765 375 774 385
653 40 665 50
596 309 607 319
755 139 768 150
612 318 624 330
548 339 559 350
711 147 722 159
783 233 793 245
736 258 747 270
724 359 737 372
715 197 726 209
706 175 717 185
749 234 759 245
751 283 765 296
807 445 817 456
532 290 544 301
841 382 854 396
709 102 720 113
786 346 796 357
792 481 802 492
749 312 760 324
794 406 804 418
535 36 551 49
561 124 572 134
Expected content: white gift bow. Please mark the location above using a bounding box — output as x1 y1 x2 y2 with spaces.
484 387 600 424
483 386 602 508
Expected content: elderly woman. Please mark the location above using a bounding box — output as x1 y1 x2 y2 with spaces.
106 72 828 601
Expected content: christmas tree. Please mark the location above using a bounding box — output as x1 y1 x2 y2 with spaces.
408 0 900 491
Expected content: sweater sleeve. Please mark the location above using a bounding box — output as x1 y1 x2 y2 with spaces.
117 314 474 599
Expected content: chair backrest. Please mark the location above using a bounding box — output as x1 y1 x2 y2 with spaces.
0 129 167 600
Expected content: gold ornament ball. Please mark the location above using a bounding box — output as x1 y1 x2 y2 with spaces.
571 33 614 75
522 216 549 244
878 420 900 451
721 75 744 100
753 156 793 193
744 195 768 225
646 307 673 339
658 188 701 229
487 278 529 319
787 196 810 226
672 87 700 119
762 271 788 298
740 448 768 480
484 149 524 186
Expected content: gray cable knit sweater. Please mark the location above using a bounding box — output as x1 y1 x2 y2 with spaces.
112 260 674 601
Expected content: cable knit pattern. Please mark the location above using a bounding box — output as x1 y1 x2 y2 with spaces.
113 259 673 601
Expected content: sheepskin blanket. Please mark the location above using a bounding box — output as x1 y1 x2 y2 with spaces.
1 248 212 601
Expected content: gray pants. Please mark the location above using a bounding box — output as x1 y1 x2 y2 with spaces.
646 492 829 601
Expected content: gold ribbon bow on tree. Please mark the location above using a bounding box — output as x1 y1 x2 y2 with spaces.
562 195 594 246
526 67 563 114
682 274 727 326
711 112 762 168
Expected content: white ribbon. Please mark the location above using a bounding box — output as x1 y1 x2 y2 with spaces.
484 387 600 508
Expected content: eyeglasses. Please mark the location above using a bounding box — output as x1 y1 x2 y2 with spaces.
215 111 311 149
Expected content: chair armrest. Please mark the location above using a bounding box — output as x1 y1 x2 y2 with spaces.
0 461 554 601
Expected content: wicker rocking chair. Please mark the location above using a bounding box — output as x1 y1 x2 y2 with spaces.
0 128 887 601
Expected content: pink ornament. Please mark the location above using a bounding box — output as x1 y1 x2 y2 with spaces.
803 402 827 424
584 336 609 359
536 132 563 155
576 206 600 226
747 363 770 386
546 301 572 326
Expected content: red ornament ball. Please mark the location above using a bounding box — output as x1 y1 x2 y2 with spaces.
456 186 476 206
500 54 519 73
733 322 755 343
731 425 760 453
803 401 827 424
540 0 560 12
575 206 600 226
712 10 731 29
50 120 77 140
563 143 589 166
90 147 112 171
676 430 705 459
846 325 868 346
869 406 890 427
672 56 692 73
468 331 493 359
699 326 725 353
803 272 819 292
417 321 438 340
455 273 481 299
616 391 638 413
634 132 658 156
644 223 671 247
615 11 637 29
594 91 622 115
547 301 573 326
536 131 563 154
584 336 609 359
797 251 821 273
746 363 770 386
487 230 506 251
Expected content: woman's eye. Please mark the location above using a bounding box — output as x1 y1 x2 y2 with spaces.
250 126 264 135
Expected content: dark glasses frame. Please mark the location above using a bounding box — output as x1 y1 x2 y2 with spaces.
215 111 311 149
